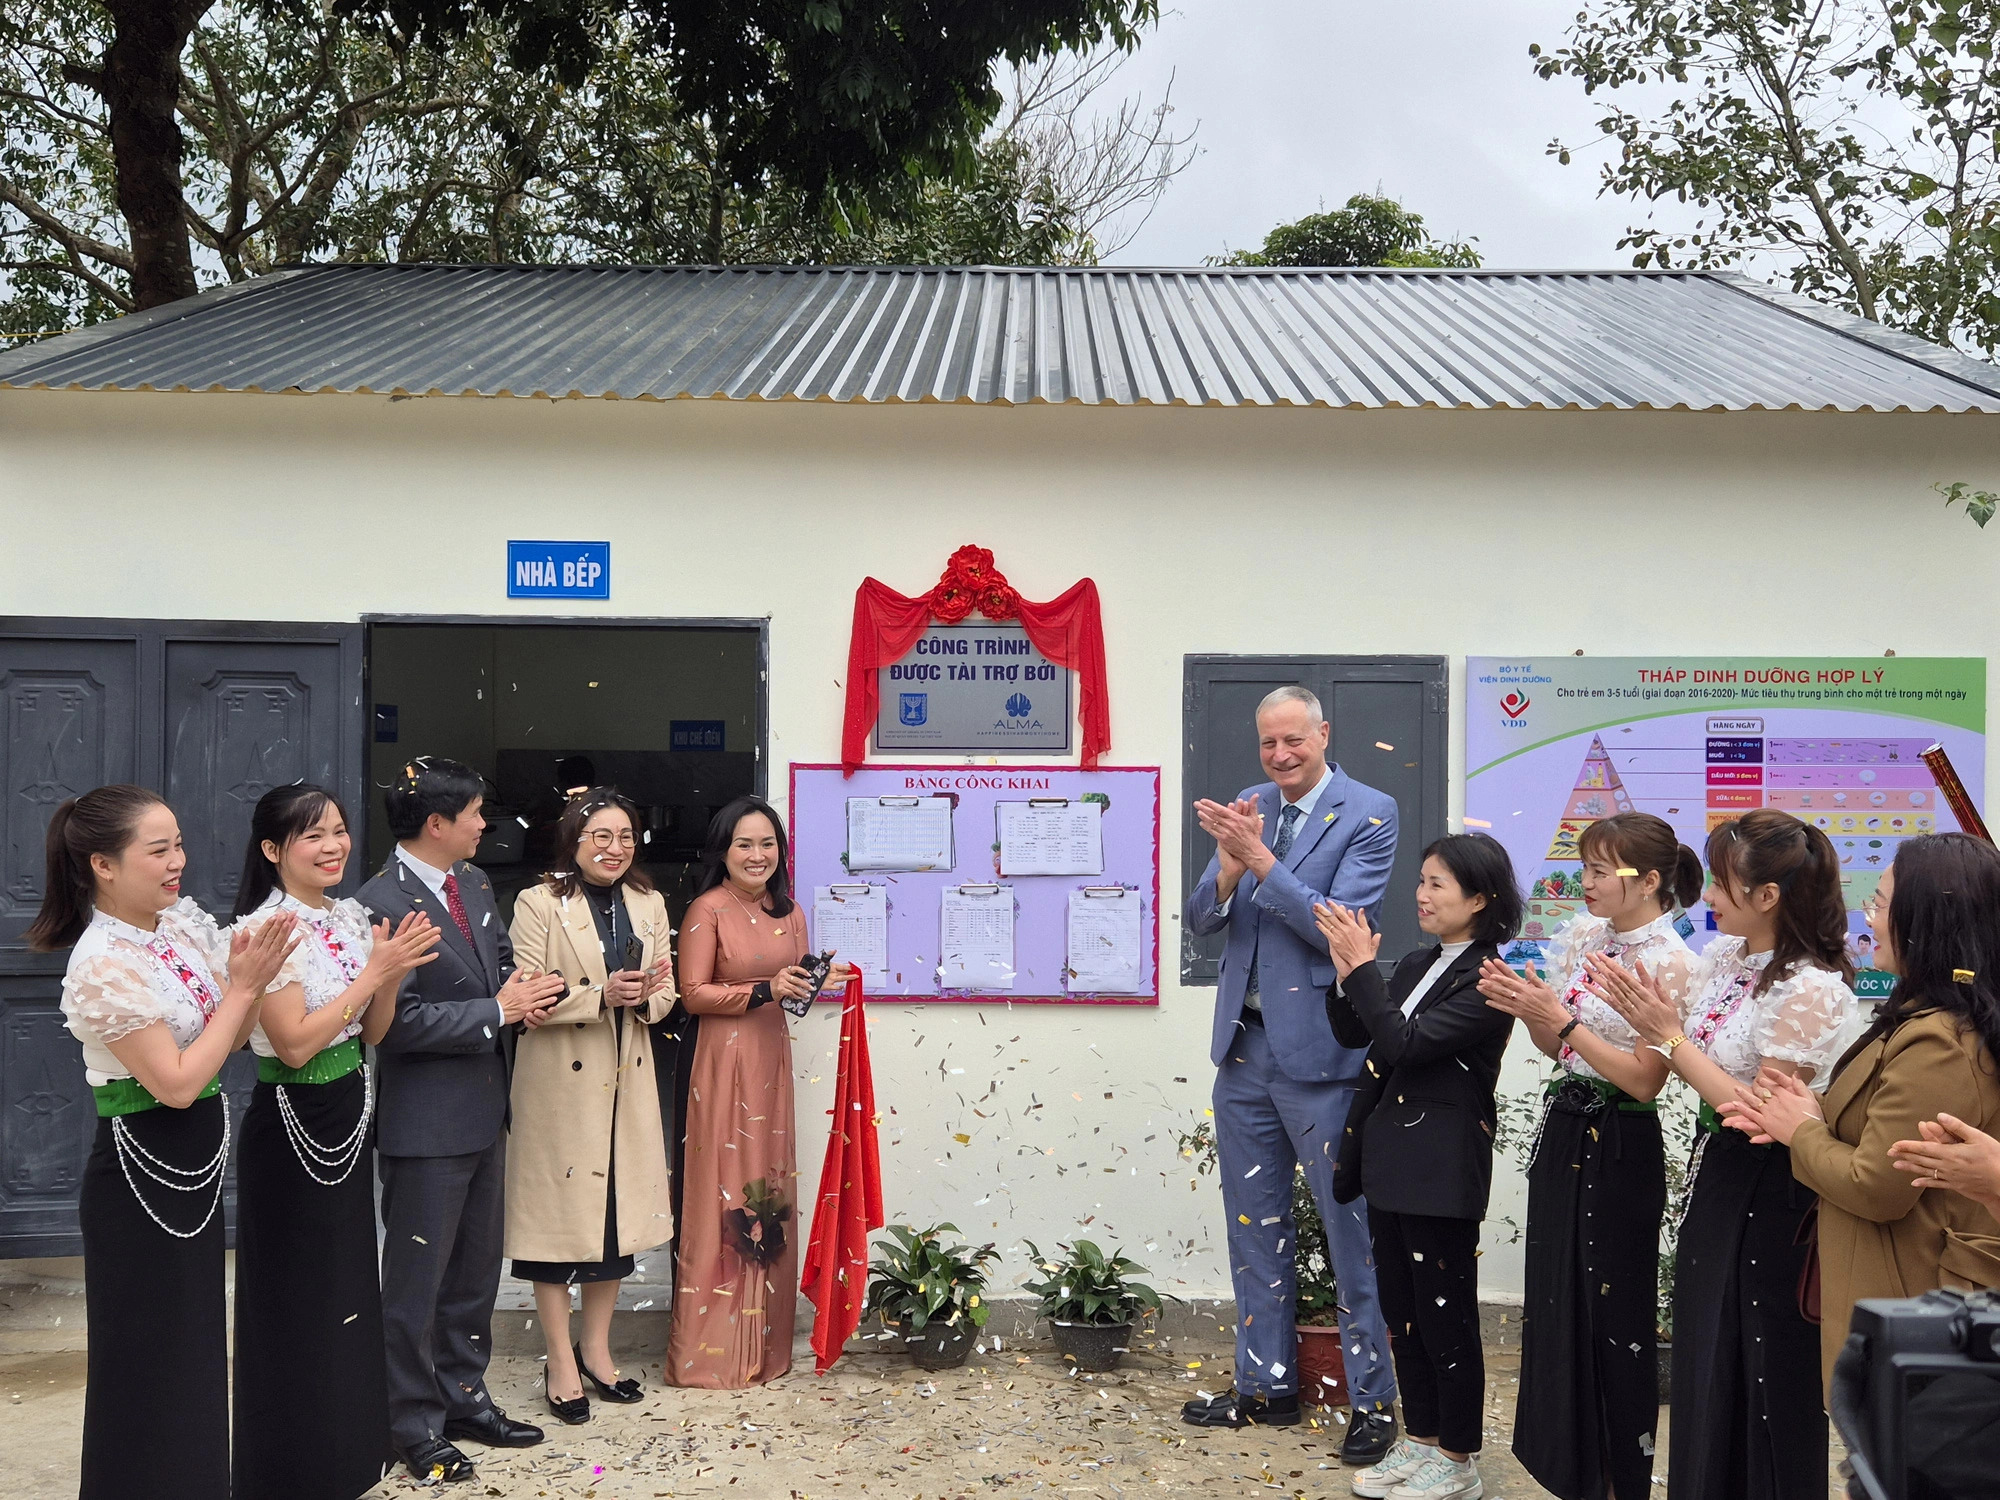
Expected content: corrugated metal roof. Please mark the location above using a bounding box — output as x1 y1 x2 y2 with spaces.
3 262 1997 413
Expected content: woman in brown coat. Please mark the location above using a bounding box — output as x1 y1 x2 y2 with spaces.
1725 832 2000 1394
505 789 677 1423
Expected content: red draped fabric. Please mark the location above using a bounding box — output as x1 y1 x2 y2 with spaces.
842 546 1110 773
801 978 883 1374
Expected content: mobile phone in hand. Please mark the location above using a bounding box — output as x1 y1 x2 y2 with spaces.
782 952 835 1018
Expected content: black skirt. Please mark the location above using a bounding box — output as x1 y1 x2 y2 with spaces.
1669 1126 1826 1500
1512 1083 1665 1500
79 1093 230 1500
512 1006 635 1286
233 1071 393 1500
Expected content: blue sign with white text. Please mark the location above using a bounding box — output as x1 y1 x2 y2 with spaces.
670 721 726 751
508 540 610 599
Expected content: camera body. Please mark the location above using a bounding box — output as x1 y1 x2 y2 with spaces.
1833 1288 2000 1500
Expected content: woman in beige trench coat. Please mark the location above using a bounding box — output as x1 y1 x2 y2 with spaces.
505 789 676 1424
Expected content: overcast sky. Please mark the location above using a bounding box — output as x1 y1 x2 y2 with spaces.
1104 1 1690 269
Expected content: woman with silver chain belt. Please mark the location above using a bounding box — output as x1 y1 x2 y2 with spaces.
1477 812 1701 1500
29 785 297 1500
230 784 441 1499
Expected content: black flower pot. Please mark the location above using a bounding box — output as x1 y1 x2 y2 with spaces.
1050 1319 1131 1373
894 1318 974 1371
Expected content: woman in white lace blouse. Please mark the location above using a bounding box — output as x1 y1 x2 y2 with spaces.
229 785 440 1500
27 785 295 1500
1476 812 1702 1500
1590 808 1859 1500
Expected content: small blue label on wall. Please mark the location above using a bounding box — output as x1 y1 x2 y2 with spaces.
671 721 725 751
508 540 610 599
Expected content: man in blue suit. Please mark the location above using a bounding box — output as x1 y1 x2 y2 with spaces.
1182 686 1400 1463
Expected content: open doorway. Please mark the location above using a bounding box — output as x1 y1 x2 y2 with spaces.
364 620 764 923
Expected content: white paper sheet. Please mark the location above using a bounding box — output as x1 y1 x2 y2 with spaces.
812 884 889 989
995 800 1104 876
938 885 1015 991
1065 887 1144 993
846 796 955 872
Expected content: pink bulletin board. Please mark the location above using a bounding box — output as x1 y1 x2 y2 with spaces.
787 764 1161 1004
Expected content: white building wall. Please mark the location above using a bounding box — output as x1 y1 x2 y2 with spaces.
5 388 1997 1300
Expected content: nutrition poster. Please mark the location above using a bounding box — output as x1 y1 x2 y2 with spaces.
1465 658 1986 990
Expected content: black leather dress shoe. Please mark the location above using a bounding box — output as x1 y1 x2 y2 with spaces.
401 1438 475 1483
1340 1409 1399 1464
442 1406 546 1448
576 1343 644 1404
1179 1388 1302 1428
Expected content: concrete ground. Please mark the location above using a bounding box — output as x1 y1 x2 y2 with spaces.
2 1257 1847 1498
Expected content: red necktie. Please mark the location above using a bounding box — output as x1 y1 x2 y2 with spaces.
441 872 476 946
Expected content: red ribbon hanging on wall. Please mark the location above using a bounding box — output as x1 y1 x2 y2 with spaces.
842 545 1110 774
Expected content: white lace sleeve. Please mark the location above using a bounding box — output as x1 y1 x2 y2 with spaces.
61 953 164 1047
1540 914 1601 988
235 906 308 993
164 897 232 980
1753 964 1862 1090
1646 944 1700 1015
329 898 375 960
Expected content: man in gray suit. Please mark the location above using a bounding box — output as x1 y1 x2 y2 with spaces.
1182 687 1402 1464
361 758 565 1482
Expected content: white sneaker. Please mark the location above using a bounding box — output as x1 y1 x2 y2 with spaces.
1350 1439 1437 1498
1388 1453 1482 1499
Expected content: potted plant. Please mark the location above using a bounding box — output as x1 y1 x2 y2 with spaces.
1175 1116 1346 1406
866 1223 998 1370
1020 1238 1163 1372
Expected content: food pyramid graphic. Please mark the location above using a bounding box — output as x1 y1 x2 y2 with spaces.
1509 735 1634 962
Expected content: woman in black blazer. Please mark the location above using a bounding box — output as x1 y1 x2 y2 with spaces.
1316 833 1523 1500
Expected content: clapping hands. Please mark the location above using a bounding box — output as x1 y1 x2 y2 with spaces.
1311 902 1379 980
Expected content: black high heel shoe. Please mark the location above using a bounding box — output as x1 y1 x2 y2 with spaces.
543 1365 590 1426
575 1342 644 1404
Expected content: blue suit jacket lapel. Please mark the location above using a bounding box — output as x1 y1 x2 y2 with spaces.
1281 769 1346 873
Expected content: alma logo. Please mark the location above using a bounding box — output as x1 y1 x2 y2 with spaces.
1499 691 1531 723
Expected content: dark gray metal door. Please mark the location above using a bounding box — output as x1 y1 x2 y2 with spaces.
1181 656 1448 985
0 619 363 1257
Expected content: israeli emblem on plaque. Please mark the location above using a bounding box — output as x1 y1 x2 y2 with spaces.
899 693 929 726
1005 692 1032 718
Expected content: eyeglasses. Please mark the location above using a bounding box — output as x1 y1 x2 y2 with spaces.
585 829 636 850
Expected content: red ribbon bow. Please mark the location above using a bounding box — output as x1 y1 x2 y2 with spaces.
842 545 1109 773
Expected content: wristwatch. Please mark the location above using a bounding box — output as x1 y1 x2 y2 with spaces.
1556 1017 1581 1042
1659 1033 1689 1056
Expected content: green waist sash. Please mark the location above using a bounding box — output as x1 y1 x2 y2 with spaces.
257 1037 363 1086
92 1074 220 1118
1545 1073 1659 1114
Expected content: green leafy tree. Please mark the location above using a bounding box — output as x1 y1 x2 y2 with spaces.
3 4 1192 336
2 0 1159 314
1214 193 1482 268
1532 0 2000 356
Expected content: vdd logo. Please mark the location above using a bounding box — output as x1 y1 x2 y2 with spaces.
899 693 928 726
1005 692 1032 718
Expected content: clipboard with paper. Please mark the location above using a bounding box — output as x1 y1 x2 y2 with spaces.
996 798 1103 876
1064 886 1143 994
845 795 954 872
